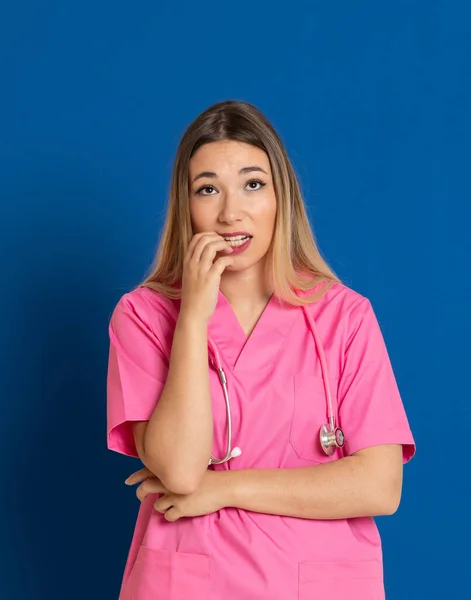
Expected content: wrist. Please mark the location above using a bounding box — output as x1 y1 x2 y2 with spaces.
176 311 208 334
216 469 241 509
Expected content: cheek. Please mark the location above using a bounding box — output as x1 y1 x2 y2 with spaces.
254 198 277 236
189 203 213 231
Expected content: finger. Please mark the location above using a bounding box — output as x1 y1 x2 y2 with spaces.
125 467 154 485
192 234 227 264
136 479 167 501
198 240 233 270
210 256 235 277
164 507 181 522
185 232 218 264
154 495 175 514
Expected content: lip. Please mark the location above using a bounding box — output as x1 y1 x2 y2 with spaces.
219 231 253 238
227 237 252 255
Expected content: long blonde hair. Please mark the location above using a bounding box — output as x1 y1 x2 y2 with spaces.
140 100 342 306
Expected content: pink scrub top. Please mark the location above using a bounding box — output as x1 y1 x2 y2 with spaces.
106 281 415 600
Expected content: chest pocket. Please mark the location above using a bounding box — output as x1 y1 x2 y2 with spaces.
289 372 342 464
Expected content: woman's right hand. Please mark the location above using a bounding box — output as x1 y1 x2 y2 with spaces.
180 232 234 323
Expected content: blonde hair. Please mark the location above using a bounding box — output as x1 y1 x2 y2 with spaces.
140 100 342 306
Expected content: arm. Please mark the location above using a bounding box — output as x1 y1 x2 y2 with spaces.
219 444 403 519
211 299 411 520
140 313 212 495
109 235 235 496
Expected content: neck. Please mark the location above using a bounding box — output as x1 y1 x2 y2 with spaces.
219 265 273 308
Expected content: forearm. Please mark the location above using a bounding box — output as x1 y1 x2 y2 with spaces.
144 314 212 494
220 453 402 520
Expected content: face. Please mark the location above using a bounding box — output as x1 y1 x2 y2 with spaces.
188 140 277 273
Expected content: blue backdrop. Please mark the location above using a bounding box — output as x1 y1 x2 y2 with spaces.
1 1 469 598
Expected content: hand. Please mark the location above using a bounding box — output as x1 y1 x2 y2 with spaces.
124 467 229 522
180 232 234 323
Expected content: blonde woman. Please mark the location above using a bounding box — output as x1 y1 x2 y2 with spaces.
106 100 415 600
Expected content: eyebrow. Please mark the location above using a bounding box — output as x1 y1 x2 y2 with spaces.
191 165 268 184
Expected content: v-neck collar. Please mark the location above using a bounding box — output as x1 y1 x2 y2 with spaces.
207 290 300 372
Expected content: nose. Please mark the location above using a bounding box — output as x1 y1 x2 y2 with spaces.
218 190 243 224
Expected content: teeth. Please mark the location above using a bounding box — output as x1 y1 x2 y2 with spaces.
224 235 249 241
225 236 250 247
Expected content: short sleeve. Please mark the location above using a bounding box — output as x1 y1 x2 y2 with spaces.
337 297 416 463
106 293 169 458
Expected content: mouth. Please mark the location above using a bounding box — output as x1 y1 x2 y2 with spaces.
221 233 253 248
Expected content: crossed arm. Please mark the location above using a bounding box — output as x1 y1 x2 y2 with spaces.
127 426 403 522
211 444 403 519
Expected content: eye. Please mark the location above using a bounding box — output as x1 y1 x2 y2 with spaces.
195 185 217 196
245 179 266 191
194 179 266 196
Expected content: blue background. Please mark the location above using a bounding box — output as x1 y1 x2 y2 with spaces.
1 1 469 598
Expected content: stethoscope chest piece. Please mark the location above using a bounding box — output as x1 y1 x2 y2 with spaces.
320 424 345 456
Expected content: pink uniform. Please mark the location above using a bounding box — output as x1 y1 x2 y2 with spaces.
107 281 415 600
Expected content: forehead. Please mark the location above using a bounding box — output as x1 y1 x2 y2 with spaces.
189 140 271 175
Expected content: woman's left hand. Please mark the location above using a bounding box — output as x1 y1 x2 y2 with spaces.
124 467 229 522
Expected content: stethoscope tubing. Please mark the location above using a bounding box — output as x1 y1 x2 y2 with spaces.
301 307 336 431
207 306 340 465
208 340 238 465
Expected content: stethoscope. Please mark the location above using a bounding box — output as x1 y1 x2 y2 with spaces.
207 305 345 465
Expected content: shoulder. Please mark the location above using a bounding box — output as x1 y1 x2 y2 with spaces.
110 286 180 335
302 280 376 343
114 285 177 314
305 280 369 316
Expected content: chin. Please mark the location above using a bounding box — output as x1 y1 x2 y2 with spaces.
224 262 243 272
226 254 266 273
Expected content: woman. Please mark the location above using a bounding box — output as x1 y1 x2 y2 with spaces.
106 100 415 600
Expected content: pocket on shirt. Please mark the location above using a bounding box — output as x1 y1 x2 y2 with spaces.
121 545 211 600
299 560 385 600
289 372 341 463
